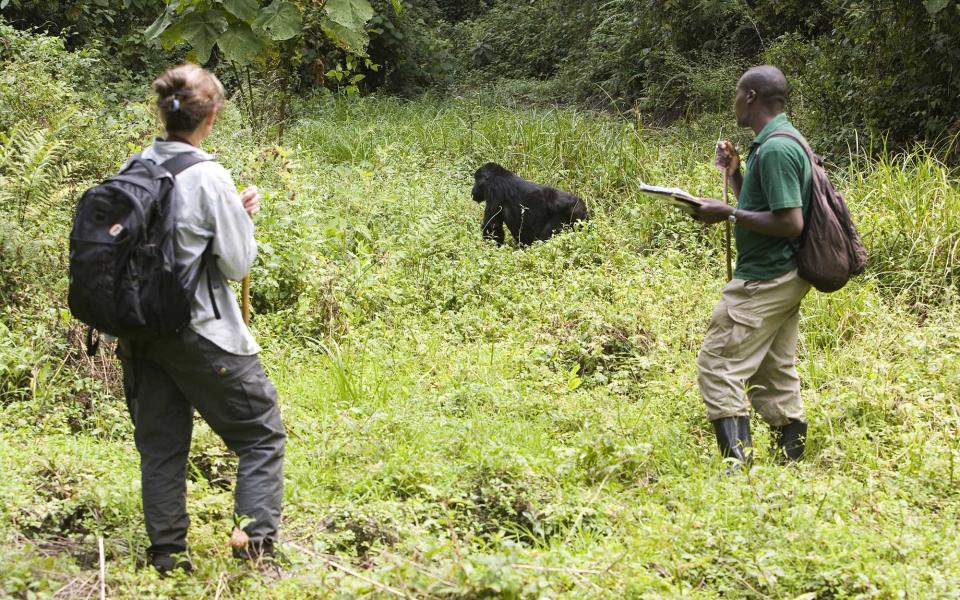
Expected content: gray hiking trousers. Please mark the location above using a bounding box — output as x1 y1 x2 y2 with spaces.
118 328 286 555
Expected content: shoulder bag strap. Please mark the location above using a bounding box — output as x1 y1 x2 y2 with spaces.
160 152 223 320
754 130 817 186
160 153 209 177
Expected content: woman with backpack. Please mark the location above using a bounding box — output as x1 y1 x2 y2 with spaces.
115 64 286 574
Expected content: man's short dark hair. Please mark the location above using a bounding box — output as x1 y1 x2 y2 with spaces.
739 65 790 108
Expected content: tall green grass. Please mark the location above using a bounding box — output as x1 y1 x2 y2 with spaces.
288 96 960 304
844 147 960 303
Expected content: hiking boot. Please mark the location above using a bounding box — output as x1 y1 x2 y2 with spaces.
771 419 807 463
711 416 753 470
148 551 193 575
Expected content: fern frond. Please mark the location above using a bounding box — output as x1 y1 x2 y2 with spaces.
0 121 76 223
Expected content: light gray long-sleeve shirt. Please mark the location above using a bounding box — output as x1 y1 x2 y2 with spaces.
140 139 260 355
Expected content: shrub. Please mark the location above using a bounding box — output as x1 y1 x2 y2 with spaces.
0 20 155 177
763 1 960 156
453 0 595 80
0 0 165 72
446 0 960 157
363 0 457 95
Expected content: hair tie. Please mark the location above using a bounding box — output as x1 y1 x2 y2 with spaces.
171 96 180 111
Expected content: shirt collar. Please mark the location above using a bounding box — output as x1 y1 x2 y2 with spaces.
750 113 790 149
150 137 214 160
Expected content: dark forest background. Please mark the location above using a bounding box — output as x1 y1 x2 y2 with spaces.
3 0 959 159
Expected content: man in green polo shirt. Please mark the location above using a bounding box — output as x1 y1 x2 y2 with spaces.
693 65 812 467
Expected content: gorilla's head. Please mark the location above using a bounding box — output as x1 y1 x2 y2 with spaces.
472 162 513 202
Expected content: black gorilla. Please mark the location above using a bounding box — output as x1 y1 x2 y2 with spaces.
471 162 589 246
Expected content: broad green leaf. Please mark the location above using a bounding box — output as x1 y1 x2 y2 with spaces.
925 0 950 14
390 0 402 14
218 23 264 65
252 0 302 41
325 0 374 29
222 0 258 22
321 0 375 51
145 6 174 40
320 17 368 52
158 22 184 50
181 9 229 63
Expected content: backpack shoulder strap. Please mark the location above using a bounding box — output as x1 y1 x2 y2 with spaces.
764 130 816 162
116 152 143 175
155 152 224 320
754 129 819 184
160 153 210 177
202 242 222 320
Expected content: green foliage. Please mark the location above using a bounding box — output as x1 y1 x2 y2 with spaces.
178 10 230 64
0 123 77 224
141 0 402 134
0 22 149 451
451 0 751 116
146 0 305 64
253 0 303 42
843 147 960 303
452 0 594 79
0 20 96 130
763 0 960 156
145 0 389 66
432 0 489 23
0 0 172 81
360 0 456 95
449 0 960 156
568 0 751 115
216 22 264 65
0 19 156 176
3 22 960 599
322 0 375 51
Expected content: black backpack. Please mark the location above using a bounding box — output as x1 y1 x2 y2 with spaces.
68 153 218 353
758 131 868 293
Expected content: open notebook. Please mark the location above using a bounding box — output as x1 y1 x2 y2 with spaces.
638 183 704 215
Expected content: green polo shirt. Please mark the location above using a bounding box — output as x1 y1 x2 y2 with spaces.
735 113 812 280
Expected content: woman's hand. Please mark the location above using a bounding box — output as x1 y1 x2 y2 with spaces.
240 185 261 217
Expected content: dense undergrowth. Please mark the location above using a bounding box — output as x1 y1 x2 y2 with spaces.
446 0 960 160
2 25 960 599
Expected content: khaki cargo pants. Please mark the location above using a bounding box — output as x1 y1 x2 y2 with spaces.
696 269 811 426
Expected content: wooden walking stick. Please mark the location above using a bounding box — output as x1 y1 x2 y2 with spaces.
716 141 734 281
723 174 733 282
240 184 256 327
241 274 251 326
